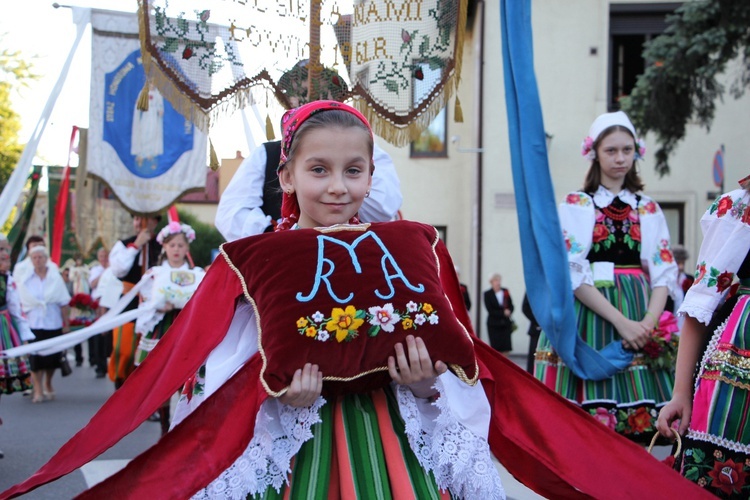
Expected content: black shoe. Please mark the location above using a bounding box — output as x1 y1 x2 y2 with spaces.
75 360 84 367
95 372 106 379
0 449 4 459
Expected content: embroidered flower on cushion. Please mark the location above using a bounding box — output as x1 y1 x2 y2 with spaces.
326 306 365 342
367 303 400 333
312 311 325 323
402 317 414 329
422 303 434 314
708 458 748 496
297 317 309 329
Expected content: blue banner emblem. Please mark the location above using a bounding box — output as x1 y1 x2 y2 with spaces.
103 50 194 179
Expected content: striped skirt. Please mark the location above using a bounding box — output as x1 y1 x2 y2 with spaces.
254 388 453 500
108 322 139 383
134 310 178 366
534 268 674 444
679 293 750 497
0 308 31 395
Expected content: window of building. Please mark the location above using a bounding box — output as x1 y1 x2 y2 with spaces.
410 61 448 158
608 3 682 111
659 201 685 245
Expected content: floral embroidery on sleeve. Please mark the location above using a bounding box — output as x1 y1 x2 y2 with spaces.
638 201 660 215
694 262 735 293
709 194 749 221
297 301 438 343
565 193 591 206
651 239 674 265
563 230 584 255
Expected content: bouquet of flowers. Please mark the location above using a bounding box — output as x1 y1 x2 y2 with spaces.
641 311 680 371
69 293 100 327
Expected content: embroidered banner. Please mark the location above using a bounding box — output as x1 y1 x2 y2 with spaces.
136 0 466 146
88 9 207 216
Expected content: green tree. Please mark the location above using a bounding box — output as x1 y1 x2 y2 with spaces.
173 209 225 268
620 0 750 176
0 42 37 187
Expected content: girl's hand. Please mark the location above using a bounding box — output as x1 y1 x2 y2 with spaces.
278 363 322 407
615 317 651 351
388 335 447 399
657 393 692 437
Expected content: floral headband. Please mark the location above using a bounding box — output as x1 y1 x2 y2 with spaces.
277 100 373 171
580 110 645 162
156 221 196 245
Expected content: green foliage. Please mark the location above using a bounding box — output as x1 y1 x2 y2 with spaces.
175 209 225 268
620 0 750 176
0 42 38 187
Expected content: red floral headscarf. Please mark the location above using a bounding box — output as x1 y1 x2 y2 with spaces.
276 100 374 231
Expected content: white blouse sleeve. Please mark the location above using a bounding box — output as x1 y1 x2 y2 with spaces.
6 274 34 342
679 189 750 325
357 143 402 223
134 268 163 336
558 192 595 290
637 195 679 295
108 240 139 279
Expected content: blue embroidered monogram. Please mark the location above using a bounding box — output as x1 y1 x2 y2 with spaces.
295 231 426 304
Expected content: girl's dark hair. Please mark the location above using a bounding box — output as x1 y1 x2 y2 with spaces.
25 235 45 251
285 109 374 169
583 125 644 194
157 232 192 268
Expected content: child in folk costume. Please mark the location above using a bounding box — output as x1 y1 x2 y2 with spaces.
1 103 710 500
534 111 680 443
657 176 750 497
134 221 204 435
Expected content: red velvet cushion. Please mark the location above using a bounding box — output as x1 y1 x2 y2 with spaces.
220 220 478 397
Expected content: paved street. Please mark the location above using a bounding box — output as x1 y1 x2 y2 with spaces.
0 350 546 499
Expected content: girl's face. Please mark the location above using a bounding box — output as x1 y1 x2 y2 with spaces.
596 130 636 190
279 126 372 229
164 234 189 267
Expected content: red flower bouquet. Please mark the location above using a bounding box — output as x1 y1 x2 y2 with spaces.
69 293 100 327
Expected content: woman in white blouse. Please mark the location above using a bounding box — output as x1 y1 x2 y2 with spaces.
16 246 71 403
534 111 679 444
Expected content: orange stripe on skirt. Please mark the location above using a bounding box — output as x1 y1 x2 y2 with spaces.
108 322 138 382
371 390 416 500
333 399 357 498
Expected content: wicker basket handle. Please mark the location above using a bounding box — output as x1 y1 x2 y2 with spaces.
648 427 682 458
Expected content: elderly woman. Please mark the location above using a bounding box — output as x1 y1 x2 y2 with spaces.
16 246 71 403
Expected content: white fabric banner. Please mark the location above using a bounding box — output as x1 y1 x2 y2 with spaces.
87 10 207 215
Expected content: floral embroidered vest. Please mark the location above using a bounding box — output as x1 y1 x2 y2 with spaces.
588 195 641 266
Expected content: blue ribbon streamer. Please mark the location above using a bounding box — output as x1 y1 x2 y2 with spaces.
499 0 633 380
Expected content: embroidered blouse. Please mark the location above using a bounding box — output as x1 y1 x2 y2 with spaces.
679 188 750 325
560 186 678 295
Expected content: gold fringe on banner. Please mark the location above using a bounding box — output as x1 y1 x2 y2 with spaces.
265 114 275 141
454 96 464 123
209 139 220 171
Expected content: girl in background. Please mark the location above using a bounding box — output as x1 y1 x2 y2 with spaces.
134 221 204 435
535 111 679 443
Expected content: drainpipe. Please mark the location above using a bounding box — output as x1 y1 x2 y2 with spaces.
473 0 486 332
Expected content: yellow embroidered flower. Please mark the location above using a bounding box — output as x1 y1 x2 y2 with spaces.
297 317 309 328
305 326 317 337
422 303 434 314
326 306 364 342
402 317 414 329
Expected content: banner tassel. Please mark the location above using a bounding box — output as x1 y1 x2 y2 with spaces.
209 139 220 171
454 96 464 123
265 113 275 141
136 82 150 111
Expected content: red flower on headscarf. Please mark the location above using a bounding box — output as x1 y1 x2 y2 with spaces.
592 223 610 243
708 458 748 496
716 196 733 217
716 271 735 293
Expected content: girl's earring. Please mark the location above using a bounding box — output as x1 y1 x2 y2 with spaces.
365 190 371 198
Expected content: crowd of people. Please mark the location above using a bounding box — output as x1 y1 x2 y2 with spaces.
0 93 746 499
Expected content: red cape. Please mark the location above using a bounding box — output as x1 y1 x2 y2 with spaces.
0 243 711 499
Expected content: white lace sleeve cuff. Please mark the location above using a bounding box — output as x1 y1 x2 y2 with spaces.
396 376 505 499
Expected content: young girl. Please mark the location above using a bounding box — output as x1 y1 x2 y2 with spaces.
657 176 750 497
534 111 679 443
1 103 709 500
134 221 204 434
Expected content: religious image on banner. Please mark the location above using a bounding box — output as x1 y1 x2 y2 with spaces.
136 0 466 146
88 9 207 215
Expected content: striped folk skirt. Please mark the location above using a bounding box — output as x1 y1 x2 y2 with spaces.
679 293 750 498
108 322 139 384
254 388 453 500
0 308 32 394
134 310 178 366
534 268 674 444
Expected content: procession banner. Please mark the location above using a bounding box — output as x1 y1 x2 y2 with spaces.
88 9 207 216
136 0 466 146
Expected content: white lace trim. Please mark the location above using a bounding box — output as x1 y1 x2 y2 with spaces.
396 381 506 500
677 303 715 326
687 429 750 454
191 396 326 499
